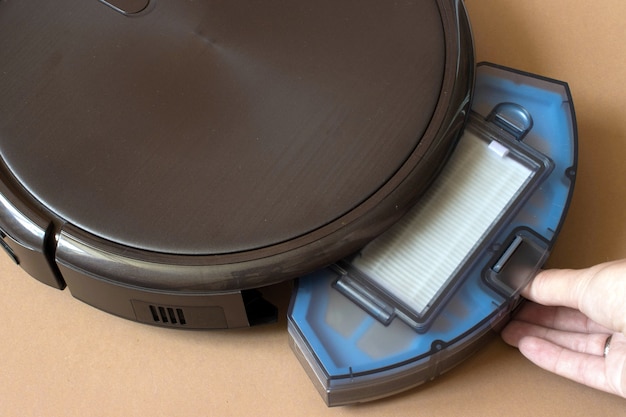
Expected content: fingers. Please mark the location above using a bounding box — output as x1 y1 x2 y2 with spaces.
502 320 610 356
515 336 616 395
506 260 626 397
513 302 612 334
502 311 626 398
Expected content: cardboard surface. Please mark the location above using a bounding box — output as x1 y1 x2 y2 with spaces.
1 1 625 415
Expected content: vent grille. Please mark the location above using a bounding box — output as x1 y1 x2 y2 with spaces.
131 299 229 329
148 305 187 326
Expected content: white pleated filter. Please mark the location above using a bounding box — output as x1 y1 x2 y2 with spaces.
352 130 534 317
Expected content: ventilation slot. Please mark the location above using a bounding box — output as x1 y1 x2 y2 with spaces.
132 299 230 329
148 305 187 326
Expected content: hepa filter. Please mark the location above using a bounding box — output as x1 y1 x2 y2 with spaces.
335 113 552 331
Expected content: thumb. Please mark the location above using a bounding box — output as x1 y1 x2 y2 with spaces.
522 260 626 335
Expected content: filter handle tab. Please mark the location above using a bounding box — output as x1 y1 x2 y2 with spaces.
486 229 549 296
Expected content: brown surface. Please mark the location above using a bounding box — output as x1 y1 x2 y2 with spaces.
1 0 625 415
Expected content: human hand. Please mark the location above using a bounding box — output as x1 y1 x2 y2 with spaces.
501 259 626 398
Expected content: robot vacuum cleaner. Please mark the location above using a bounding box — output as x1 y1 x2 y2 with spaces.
0 0 577 405
0 0 473 327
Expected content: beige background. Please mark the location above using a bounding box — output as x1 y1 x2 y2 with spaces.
1 1 625 416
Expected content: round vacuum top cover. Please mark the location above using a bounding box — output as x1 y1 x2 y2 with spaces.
0 0 472 289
